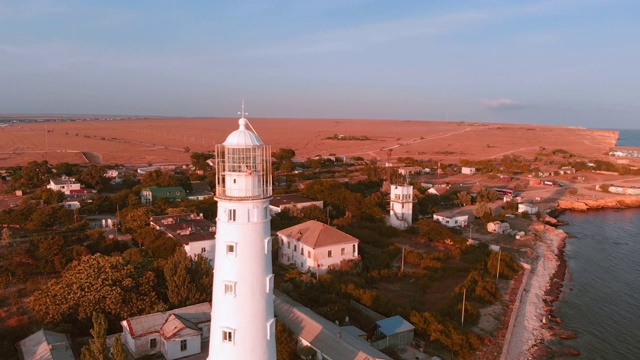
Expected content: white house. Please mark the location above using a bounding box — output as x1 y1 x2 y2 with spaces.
433 213 468 228
518 203 539 214
277 220 359 275
120 302 211 360
461 167 477 175
47 175 81 194
62 200 81 210
269 194 323 215
397 166 424 176
17 329 75 360
150 213 216 264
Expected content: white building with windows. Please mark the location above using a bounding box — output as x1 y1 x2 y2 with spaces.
47 175 81 194
208 110 276 359
433 212 469 228
518 203 539 214
389 184 413 229
120 302 211 360
277 220 360 275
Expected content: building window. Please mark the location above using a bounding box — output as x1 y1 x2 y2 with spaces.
353 244 356 255
150 338 157 349
201 247 206 253
287 241 290 249
328 250 332 258
180 339 187 351
293 244 297 252
266 274 274 293
341 248 345 256
267 318 276 340
300 246 304 255
228 208 236 222
307 251 311 258
226 242 236 255
224 281 236 296
222 329 235 344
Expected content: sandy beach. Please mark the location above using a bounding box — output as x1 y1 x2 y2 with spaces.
504 224 568 359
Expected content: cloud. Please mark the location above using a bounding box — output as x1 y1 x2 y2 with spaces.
480 98 523 110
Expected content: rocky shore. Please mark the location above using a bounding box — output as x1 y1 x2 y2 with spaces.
558 195 640 211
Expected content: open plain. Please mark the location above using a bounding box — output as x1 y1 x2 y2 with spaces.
0 117 621 167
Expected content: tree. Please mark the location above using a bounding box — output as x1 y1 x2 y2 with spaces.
473 202 493 222
121 206 153 233
273 148 296 162
27 206 75 230
112 334 127 360
11 160 52 189
163 250 211 308
454 191 472 207
79 165 109 191
1 227 11 246
30 254 166 325
276 321 299 359
190 152 215 171
80 312 109 360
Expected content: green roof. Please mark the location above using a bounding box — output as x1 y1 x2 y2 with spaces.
143 186 186 200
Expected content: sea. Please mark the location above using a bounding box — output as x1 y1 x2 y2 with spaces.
554 128 640 358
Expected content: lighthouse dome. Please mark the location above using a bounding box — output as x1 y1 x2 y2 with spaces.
223 117 264 146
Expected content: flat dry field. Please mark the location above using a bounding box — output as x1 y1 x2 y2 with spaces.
0 117 620 167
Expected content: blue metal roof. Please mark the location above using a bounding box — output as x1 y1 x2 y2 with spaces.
376 315 415 336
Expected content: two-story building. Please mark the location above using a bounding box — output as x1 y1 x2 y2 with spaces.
269 194 323 215
47 175 82 194
150 213 216 264
277 220 359 275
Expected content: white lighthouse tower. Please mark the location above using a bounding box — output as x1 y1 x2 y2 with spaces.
208 106 276 360
389 183 413 229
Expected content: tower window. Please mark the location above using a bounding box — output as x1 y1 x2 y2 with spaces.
328 250 332 258
226 242 237 255
222 329 235 344
228 208 236 222
341 248 345 256
224 281 236 296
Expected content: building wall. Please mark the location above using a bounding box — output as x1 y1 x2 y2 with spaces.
278 235 359 275
163 336 201 360
461 167 476 175
433 214 468 227
184 239 216 266
269 200 324 215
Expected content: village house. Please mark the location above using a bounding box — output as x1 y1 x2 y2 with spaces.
150 213 216 264
141 186 186 205
17 329 75 360
518 203 539 214
120 302 211 360
433 212 469 228
397 166 424 176
487 221 511 234
277 220 359 275
47 175 81 194
269 194 323 215
187 181 214 201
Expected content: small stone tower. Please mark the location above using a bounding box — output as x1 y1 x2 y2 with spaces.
389 183 413 229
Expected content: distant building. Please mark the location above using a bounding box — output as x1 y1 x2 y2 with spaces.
433 213 468 228
389 184 413 229
150 213 215 263
62 200 81 210
518 203 539 214
277 220 359 275
269 194 323 215
47 175 81 194
17 329 75 360
140 186 186 205
187 181 214 200
397 166 424 176
120 302 211 360
487 221 510 234
461 167 477 175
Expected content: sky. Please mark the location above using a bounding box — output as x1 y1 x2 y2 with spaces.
1 0 639 129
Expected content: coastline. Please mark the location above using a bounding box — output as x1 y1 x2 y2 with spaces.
504 223 569 359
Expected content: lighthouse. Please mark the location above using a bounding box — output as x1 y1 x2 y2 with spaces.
208 107 276 359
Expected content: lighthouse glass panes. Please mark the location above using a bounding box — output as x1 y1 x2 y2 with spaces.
215 144 272 200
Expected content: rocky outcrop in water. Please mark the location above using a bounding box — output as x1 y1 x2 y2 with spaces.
558 196 640 211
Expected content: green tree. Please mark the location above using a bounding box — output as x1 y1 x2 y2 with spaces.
190 152 214 171
454 191 472 207
273 148 296 162
27 206 75 230
30 254 166 325
79 165 109 191
81 312 109 360
276 321 299 359
121 206 153 233
164 250 199 308
473 202 493 222
11 160 52 189
112 334 127 360
1 227 11 246
30 188 65 205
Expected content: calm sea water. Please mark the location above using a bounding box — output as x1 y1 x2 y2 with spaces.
556 209 640 358
614 128 640 147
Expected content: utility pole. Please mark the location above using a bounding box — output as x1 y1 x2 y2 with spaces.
496 248 502 284
461 288 466 327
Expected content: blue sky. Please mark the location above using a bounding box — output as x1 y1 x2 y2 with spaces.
1 0 639 129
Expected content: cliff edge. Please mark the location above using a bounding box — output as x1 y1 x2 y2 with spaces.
557 196 640 211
